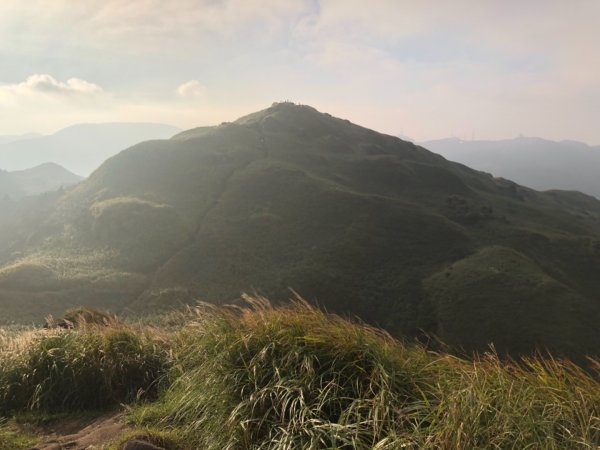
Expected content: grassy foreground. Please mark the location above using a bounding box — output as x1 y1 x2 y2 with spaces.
0 298 599 449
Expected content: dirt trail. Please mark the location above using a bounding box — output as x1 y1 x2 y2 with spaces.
28 413 128 450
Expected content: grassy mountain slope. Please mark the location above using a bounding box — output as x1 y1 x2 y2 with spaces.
0 103 599 358
0 170 23 199
6 162 82 197
423 136 600 199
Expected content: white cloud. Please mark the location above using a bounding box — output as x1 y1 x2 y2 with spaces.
176 80 206 99
0 74 112 134
0 74 103 100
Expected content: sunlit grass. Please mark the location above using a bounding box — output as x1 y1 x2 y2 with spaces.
0 317 170 414
132 296 600 449
1 296 598 449
0 248 122 283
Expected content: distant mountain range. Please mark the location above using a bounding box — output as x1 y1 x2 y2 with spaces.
0 103 599 360
0 123 181 176
0 133 42 145
0 163 82 199
421 137 600 199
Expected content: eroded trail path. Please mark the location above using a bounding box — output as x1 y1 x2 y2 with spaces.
28 413 128 450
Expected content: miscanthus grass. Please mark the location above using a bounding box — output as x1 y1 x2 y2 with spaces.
0 315 170 414
0 297 598 449
130 296 600 449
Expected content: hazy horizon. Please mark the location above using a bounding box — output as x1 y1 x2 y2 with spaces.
1 1 599 145
3 117 600 149
0 121 182 138
3 116 600 149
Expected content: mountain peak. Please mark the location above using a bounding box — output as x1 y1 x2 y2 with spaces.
0 162 82 199
2 105 600 360
233 102 325 125
12 162 82 178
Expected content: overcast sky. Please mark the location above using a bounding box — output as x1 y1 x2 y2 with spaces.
1 0 599 143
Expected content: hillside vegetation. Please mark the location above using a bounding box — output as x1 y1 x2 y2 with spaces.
0 163 81 199
0 103 599 360
0 300 598 449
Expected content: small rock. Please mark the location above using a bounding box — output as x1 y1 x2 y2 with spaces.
122 439 166 450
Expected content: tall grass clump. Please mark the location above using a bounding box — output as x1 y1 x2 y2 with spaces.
134 297 437 449
0 323 170 414
424 354 600 449
132 296 600 450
